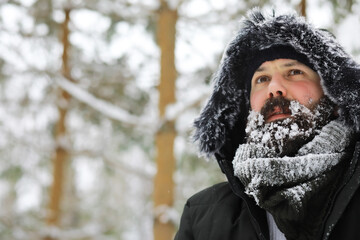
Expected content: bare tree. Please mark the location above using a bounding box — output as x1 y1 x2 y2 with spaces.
299 0 307 18
44 8 72 240
153 0 178 239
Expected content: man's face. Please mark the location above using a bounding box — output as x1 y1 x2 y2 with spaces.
250 58 324 121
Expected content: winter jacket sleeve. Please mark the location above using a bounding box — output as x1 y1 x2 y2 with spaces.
174 200 194 240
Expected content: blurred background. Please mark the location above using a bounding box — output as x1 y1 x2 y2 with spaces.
1 0 360 239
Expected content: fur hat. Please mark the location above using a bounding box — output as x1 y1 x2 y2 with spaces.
243 45 314 93
194 8 360 161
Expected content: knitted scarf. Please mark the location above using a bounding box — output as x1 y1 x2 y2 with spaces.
233 120 353 239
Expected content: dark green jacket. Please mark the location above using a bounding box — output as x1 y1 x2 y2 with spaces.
175 141 360 240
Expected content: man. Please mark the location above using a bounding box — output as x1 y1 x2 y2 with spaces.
175 8 360 240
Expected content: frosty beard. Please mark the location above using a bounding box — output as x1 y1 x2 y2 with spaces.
245 96 337 157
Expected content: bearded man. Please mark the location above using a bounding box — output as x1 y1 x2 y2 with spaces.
175 9 360 240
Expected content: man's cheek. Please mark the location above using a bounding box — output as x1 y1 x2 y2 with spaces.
250 94 265 112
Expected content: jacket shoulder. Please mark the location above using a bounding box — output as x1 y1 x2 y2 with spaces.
175 182 259 240
186 182 241 207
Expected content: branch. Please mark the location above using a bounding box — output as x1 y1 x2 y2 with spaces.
55 73 210 132
159 86 211 128
72 149 155 181
103 154 155 181
55 75 154 128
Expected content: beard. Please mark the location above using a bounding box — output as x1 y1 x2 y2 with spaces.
245 96 337 157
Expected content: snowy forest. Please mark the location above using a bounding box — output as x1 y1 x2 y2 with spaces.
1 0 360 239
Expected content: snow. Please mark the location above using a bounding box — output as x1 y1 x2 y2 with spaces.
72 9 111 34
165 86 211 121
15 176 42 212
56 73 210 135
0 4 33 33
56 75 154 127
41 224 103 240
153 204 180 225
336 13 360 62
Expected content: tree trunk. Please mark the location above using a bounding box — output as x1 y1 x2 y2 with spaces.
299 0 307 18
44 8 72 240
153 1 178 240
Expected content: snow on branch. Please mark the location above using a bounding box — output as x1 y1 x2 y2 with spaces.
164 87 210 122
153 204 180 226
72 149 155 181
56 76 153 127
55 75 211 131
41 224 103 240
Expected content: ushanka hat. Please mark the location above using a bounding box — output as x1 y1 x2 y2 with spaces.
243 45 315 93
194 8 360 162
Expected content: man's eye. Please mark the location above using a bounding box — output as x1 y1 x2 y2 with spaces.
256 76 270 84
289 69 303 75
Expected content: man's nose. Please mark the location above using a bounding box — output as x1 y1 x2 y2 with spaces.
268 73 287 98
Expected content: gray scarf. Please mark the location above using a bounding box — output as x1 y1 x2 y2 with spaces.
233 120 353 239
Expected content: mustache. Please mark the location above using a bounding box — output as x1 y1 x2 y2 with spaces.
260 97 291 121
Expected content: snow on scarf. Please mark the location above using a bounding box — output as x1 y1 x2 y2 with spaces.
233 120 353 239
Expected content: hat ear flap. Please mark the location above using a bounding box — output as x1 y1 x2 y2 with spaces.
194 64 249 158
324 65 360 133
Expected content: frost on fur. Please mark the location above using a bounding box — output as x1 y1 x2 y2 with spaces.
193 8 360 160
